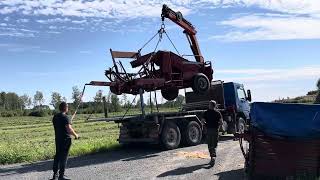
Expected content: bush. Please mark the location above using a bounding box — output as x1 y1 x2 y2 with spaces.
0 111 14 117
29 110 49 117
0 110 23 117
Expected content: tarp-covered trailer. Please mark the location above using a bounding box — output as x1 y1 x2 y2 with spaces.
241 102 320 179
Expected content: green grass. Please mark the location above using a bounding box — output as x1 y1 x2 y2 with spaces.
0 108 178 164
0 114 120 164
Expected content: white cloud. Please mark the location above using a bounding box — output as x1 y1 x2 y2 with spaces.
198 0 320 16
47 31 61 34
72 20 87 24
80 50 92 54
38 50 56 53
36 18 71 24
0 43 56 53
17 18 29 23
211 14 320 41
215 66 320 101
216 66 320 82
0 0 191 18
0 0 319 40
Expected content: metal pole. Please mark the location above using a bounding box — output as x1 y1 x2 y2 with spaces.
103 96 108 118
139 88 145 116
150 91 153 113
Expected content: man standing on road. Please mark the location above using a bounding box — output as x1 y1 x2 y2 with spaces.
203 100 223 166
51 102 79 180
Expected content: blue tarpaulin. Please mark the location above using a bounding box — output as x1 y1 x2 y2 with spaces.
250 102 320 139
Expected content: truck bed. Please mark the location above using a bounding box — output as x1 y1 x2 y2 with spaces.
87 110 208 123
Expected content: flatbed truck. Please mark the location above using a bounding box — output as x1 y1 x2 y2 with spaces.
89 81 252 149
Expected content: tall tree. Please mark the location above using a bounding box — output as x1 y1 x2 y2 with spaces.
315 78 320 104
51 92 63 109
6 92 21 110
72 86 81 107
94 90 103 103
110 94 121 112
0 92 6 109
20 94 31 109
94 90 103 112
33 91 44 109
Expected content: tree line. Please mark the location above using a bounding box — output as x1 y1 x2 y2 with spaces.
0 86 185 117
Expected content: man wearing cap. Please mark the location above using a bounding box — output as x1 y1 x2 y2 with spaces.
203 100 223 166
51 102 79 180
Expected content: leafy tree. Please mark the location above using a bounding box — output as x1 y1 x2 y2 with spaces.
72 86 81 107
94 90 103 103
20 94 31 109
6 92 21 110
315 78 320 104
121 94 127 105
110 94 121 112
50 92 63 109
0 92 6 109
33 91 44 109
93 90 103 112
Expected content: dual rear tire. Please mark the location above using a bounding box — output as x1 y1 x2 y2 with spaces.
161 121 202 150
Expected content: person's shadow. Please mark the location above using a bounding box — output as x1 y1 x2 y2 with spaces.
215 169 245 180
157 164 212 177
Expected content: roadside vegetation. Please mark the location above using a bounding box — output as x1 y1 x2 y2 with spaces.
0 106 178 165
274 78 320 104
0 114 118 164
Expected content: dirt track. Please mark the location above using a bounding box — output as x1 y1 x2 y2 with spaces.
0 135 245 180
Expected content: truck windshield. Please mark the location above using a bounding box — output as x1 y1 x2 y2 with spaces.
237 87 246 100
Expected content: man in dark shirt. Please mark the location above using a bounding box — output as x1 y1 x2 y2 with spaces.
51 102 79 180
203 100 223 166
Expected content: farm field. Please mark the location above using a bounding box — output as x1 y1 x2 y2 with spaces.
0 108 178 164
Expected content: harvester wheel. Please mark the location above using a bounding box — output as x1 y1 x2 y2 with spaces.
192 73 210 94
161 88 179 101
161 121 181 150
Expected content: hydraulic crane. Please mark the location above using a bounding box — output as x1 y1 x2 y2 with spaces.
161 4 204 63
88 4 213 101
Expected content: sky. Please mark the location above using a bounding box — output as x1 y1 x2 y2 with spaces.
1 0 320 105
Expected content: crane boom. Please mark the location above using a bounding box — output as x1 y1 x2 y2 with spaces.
161 4 204 63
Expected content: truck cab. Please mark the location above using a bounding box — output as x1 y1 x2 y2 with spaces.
224 82 251 120
183 81 251 134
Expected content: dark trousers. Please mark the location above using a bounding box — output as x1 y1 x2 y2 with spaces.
207 128 219 158
53 138 71 176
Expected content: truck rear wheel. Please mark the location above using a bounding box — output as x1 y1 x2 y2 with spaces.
184 121 202 146
192 73 210 94
161 121 181 150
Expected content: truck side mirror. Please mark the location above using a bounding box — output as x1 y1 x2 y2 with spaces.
247 89 252 102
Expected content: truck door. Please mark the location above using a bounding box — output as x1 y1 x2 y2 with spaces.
236 85 250 119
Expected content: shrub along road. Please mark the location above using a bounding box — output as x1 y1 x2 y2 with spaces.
0 136 245 180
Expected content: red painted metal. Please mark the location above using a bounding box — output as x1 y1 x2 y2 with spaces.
88 5 213 99
161 4 204 63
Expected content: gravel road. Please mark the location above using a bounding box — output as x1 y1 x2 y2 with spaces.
0 135 245 180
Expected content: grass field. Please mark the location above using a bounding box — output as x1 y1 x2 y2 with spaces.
0 108 178 164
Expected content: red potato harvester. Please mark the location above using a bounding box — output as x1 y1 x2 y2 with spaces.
88 4 213 100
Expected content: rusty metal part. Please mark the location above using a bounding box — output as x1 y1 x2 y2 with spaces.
87 5 213 100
